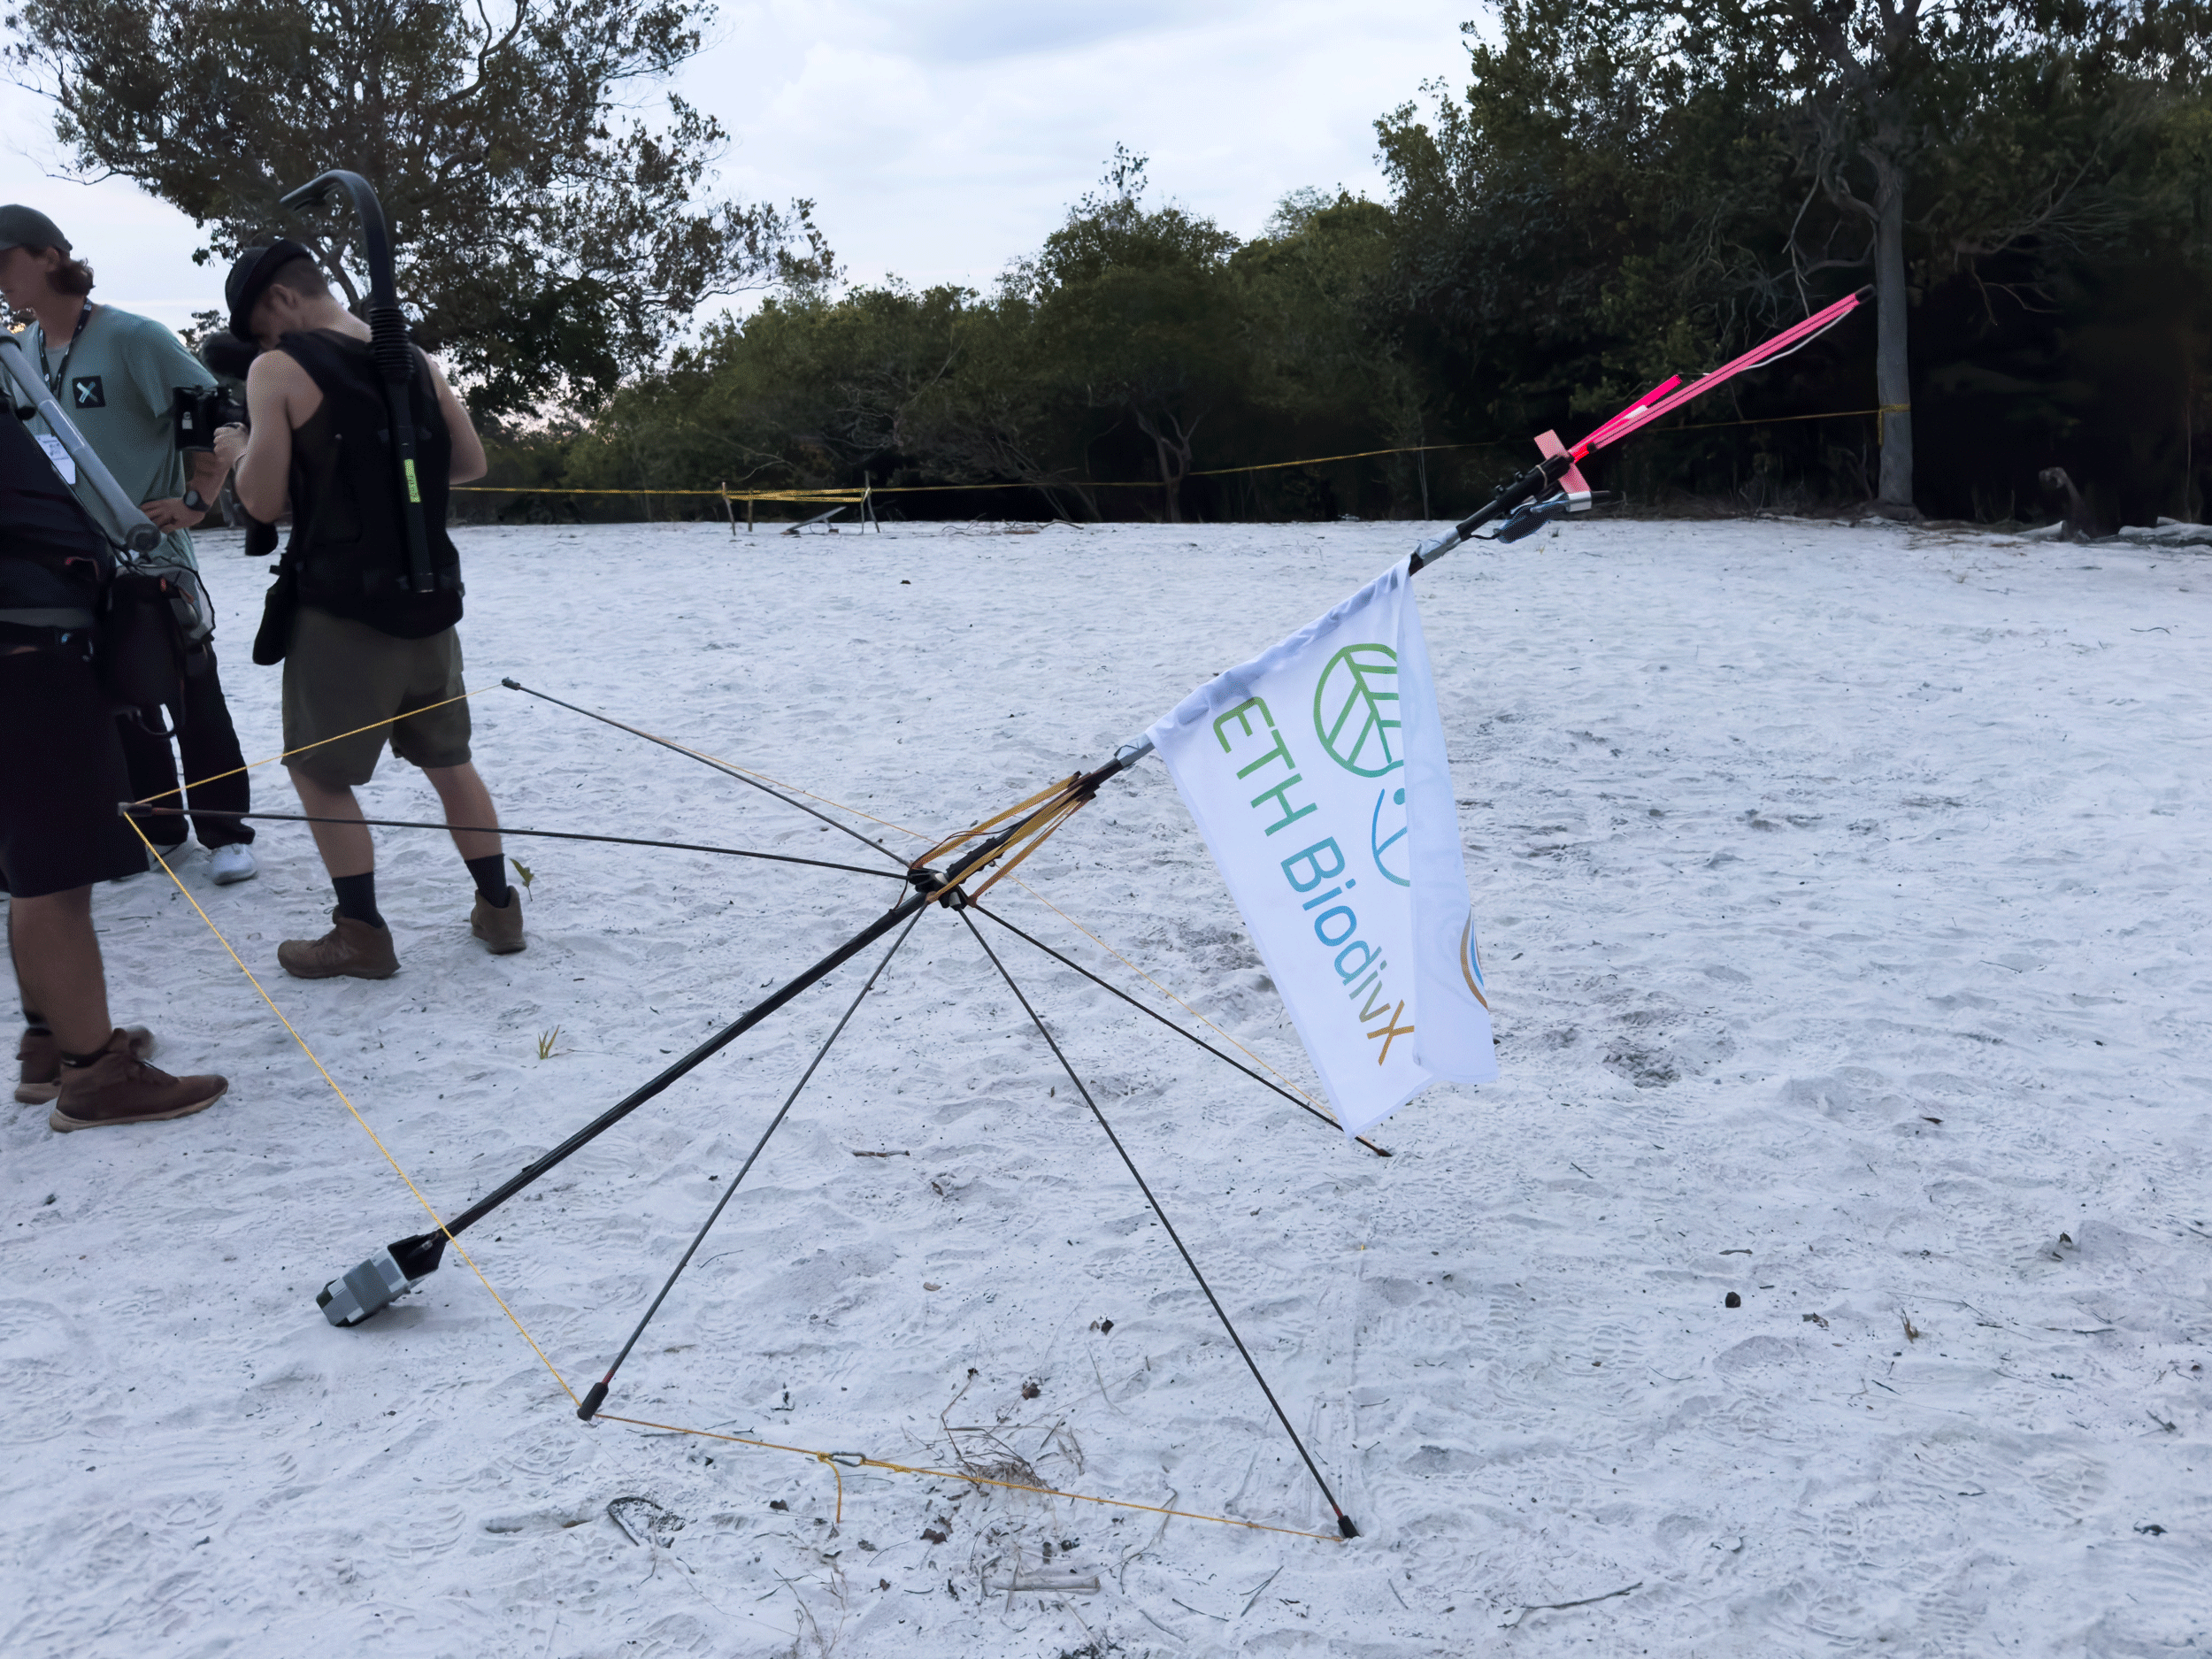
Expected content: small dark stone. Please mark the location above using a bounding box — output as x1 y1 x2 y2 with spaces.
769 1500 788 1511
1724 1292 1742 1309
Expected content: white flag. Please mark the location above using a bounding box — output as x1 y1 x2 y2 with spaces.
1147 559 1494 1137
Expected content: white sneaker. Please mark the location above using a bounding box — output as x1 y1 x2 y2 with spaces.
209 844 258 885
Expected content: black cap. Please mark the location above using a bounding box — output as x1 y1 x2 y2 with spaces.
197 330 261 380
0 204 70 255
225 239 316 340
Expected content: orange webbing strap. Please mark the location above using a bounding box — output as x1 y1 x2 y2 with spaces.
130 686 490 810
593 1413 1342 1540
910 773 1079 872
120 817 579 1406
960 791 1090 902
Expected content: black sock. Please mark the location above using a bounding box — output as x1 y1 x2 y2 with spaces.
465 854 511 908
333 872 384 928
60 1047 105 1068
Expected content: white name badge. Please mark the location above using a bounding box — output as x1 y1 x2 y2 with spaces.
35 433 76 484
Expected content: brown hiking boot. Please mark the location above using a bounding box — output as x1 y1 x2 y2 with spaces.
49 1028 226 1132
279 907 400 979
17 1025 155 1104
470 885 526 955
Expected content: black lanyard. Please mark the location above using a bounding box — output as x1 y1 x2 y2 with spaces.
42 301 94 398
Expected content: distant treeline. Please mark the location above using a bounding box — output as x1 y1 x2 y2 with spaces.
472 1 2212 528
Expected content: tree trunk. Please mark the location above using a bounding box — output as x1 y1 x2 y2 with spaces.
1872 178 1914 511
1134 408 1196 524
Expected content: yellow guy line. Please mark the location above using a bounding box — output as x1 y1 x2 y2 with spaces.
595 1413 1341 1540
139 700 1331 1530
132 686 491 810
123 818 578 1405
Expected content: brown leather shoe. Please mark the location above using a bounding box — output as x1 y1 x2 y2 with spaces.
279 907 400 979
470 885 526 955
49 1028 225 1132
18 1025 155 1104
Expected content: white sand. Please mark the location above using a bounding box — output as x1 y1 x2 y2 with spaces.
4 516 2207 1656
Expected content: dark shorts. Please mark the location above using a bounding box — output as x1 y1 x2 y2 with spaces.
281 608 472 787
0 644 149 896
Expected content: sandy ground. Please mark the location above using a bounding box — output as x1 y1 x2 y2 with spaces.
3 515 2208 1658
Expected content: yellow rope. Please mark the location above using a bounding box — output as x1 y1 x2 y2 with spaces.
452 409 1907 503
594 1413 1342 1540
133 714 1346 1540
1654 402 1910 435
121 817 579 1405
131 686 489 810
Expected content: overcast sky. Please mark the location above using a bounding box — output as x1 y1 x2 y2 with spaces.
2 2 1478 334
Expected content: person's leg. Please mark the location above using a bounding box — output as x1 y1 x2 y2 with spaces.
288 766 376 878
275 764 396 978
9 905 44 1029
14 886 225 1131
10 887 111 1055
423 762 502 863
173 645 255 850
10 903 57 1102
113 711 185 853
426 763 524 953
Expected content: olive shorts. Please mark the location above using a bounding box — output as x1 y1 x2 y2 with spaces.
281 607 472 787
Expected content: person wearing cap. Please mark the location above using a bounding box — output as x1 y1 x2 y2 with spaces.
209 242 522 979
0 204 261 889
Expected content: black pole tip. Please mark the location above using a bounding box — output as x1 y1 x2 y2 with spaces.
577 1381 608 1422
387 1232 448 1282
1337 1514 1360 1539
501 676 522 690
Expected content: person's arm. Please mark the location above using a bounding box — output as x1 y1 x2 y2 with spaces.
426 354 487 484
216 350 310 523
130 319 227 532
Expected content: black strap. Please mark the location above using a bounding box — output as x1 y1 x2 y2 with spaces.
41 302 95 400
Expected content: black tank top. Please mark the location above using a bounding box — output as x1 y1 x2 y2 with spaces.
281 328 464 639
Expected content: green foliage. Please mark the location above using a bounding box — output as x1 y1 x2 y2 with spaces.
4 0 834 416
501 13 2212 526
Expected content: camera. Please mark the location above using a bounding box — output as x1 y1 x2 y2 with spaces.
173 385 249 454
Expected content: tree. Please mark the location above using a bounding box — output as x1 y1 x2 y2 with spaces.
1701 0 2211 511
1019 148 1246 521
5 0 833 414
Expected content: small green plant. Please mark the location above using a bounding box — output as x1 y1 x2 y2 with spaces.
536 1025 560 1060
510 856 535 890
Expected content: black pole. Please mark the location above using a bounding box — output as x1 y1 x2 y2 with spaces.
955 904 1359 1538
577 906 926 1420
367 885 933 1286
279 170 434 595
120 804 905 882
503 678 908 867
969 900 1389 1158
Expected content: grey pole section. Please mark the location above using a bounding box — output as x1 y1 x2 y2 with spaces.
0 334 161 555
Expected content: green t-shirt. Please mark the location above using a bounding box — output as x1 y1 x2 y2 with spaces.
28 304 216 572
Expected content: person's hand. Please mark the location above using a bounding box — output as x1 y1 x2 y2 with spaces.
140 497 198 532
211 423 247 473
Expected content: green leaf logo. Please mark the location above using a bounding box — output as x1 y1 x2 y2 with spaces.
1312 643 1402 777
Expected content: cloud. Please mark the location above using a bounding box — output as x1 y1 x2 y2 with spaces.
0 2 1477 334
